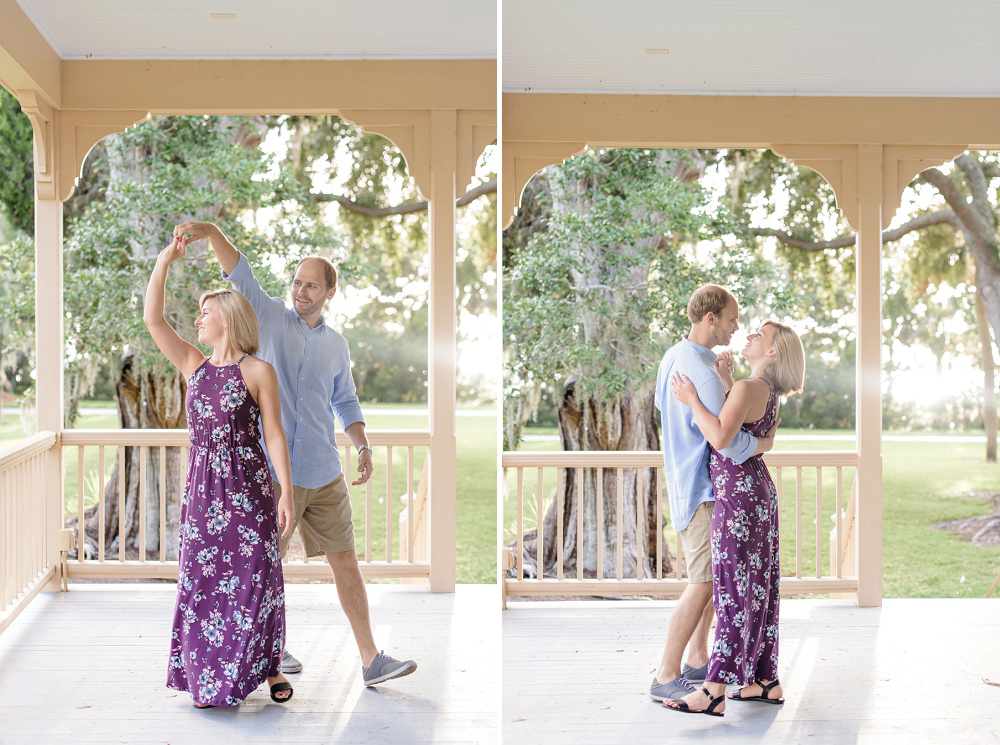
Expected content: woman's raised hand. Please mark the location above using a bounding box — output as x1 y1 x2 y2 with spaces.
670 372 699 406
156 237 186 266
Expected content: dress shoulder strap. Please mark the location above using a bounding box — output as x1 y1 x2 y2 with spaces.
237 353 250 363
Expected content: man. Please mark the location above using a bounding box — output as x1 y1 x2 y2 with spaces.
648 284 775 702
174 221 416 687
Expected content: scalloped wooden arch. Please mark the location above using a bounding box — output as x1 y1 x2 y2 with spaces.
770 144 967 231
501 141 588 229
340 109 496 201
18 89 148 202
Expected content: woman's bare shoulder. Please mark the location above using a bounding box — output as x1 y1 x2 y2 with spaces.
239 355 275 381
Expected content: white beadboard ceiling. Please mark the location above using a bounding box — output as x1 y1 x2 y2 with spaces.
16 0 496 60
503 0 1000 97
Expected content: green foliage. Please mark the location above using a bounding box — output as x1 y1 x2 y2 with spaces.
0 89 34 235
505 148 784 429
276 117 496 403
63 116 322 385
0 233 35 396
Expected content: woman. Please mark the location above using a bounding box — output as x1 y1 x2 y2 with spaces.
664 320 805 717
143 237 296 708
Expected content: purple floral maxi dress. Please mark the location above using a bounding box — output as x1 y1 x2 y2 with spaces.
166 357 286 706
705 379 780 686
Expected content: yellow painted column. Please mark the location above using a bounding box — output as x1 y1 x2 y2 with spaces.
427 109 458 592
855 145 884 607
35 195 64 588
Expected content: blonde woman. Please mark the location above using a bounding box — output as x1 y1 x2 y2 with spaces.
143 238 296 708
664 321 805 717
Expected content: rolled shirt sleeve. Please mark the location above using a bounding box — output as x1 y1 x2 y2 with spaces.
330 336 365 430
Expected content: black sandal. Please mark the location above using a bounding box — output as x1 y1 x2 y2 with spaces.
728 679 784 705
663 685 725 717
269 681 294 703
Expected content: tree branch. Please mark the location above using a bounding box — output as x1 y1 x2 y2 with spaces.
984 164 1000 180
920 167 981 230
749 209 959 251
312 178 496 217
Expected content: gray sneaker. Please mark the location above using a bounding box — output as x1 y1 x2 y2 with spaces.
362 650 417 686
649 674 694 702
281 649 303 674
681 662 709 681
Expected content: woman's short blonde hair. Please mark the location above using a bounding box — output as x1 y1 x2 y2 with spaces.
763 320 805 396
199 289 259 356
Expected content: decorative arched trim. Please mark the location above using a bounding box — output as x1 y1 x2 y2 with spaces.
57 110 148 201
456 110 496 194
770 144 860 229
881 145 966 229
339 109 432 198
17 89 56 199
501 141 587 229
771 143 967 232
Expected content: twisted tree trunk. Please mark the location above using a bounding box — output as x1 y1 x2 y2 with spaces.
533 382 668 579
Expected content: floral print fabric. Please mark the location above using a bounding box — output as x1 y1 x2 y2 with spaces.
706 379 780 686
166 358 286 706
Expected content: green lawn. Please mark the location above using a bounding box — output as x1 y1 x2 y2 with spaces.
4 402 497 585
507 427 1000 598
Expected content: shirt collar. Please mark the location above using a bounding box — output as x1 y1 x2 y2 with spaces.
295 312 327 332
681 334 717 363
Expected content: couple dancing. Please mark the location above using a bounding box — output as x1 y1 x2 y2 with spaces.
143 221 417 708
648 284 805 717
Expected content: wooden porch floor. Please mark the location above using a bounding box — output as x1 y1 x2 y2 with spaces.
0 583 497 744
503 597 1000 744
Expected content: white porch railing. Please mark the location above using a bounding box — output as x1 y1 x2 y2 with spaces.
501 450 859 604
61 429 431 580
0 432 60 634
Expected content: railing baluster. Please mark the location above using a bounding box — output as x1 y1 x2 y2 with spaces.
596 467 604 581
159 446 167 562
1 471 7 609
616 467 623 580
556 466 564 580
15 464 22 594
407 446 414 563
386 445 393 563
365 472 372 565
118 446 126 563
636 468 643 580
795 466 803 578
516 467 524 580
536 467 544 580
76 446 84 568
815 467 822 579
835 466 843 578
139 445 147 562
35 456 41 574
576 468 583 581
656 466 663 580
98 446 106 563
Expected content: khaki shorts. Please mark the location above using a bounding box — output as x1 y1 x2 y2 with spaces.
274 475 356 558
678 501 714 584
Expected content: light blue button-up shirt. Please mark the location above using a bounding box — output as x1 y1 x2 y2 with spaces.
224 254 365 488
654 336 758 531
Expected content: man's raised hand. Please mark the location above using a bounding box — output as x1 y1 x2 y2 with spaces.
173 221 217 248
